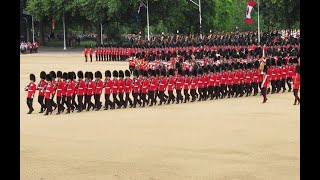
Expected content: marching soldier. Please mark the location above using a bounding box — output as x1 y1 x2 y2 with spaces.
66 72 75 114
61 72 68 112
287 58 295 92
103 70 112 110
252 61 260 96
292 65 300 105
148 70 157 106
238 64 245 97
86 72 95 111
270 58 277 93
44 74 54 115
94 71 103 111
111 70 120 109
197 68 204 101
76 71 86 112
202 67 210 100
190 69 198 102
37 71 47 113
49 71 58 110
209 66 216 100
221 65 228 98
89 45 93 62
227 65 234 98
183 69 191 103
276 59 282 93
55 71 64 115
233 64 240 97
124 70 133 108
167 69 176 104
175 68 184 104
261 66 270 103
158 69 167 105
280 58 288 92
245 63 253 97
25 74 36 114
141 71 150 107
71 72 78 111
84 45 88 62
214 66 221 99
132 69 140 108
118 70 125 108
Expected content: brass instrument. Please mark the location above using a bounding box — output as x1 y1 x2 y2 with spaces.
260 61 265 75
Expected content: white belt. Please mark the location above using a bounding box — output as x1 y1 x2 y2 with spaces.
57 89 62 90
106 87 110 89
28 90 33 91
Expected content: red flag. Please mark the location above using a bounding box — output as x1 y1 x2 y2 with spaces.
52 18 55 29
246 0 257 25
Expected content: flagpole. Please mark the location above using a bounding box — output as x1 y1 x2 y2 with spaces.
100 23 103 45
63 16 66 50
146 0 150 41
31 16 35 44
257 0 260 44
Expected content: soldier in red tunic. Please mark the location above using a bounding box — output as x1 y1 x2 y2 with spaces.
183 69 191 103
280 58 288 92
252 61 261 96
76 71 85 112
221 65 228 98
270 58 277 94
245 63 253 97
94 71 103 111
202 67 210 101
89 45 93 62
197 68 204 101
148 70 157 106
55 71 64 114
167 69 176 104
61 72 68 112
124 70 133 108
84 45 88 62
261 66 270 103
118 70 125 108
175 68 184 104
103 70 112 110
111 70 120 109
25 74 36 114
158 69 167 106
37 71 47 113
214 66 221 99
141 71 150 107
132 69 140 108
209 66 216 100
227 65 234 98
190 69 198 102
86 72 95 111
292 65 300 105
276 59 282 93
49 71 58 111
66 72 75 114
44 74 54 115
286 58 294 92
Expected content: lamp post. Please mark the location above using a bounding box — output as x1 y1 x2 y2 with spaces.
188 0 202 39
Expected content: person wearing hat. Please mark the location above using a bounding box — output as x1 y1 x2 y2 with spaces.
118 70 125 108
292 65 300 105
276 59 282 93
166 69 176 104
233 64 240 97
252 61 261 96
124 70 133 108
202 67 210 101
111 70 120 109
132 69 140 108
49 71 58 111
286 58 294 92
76 71 86 112
209 66 216 100
238 64 245 97
55 71 64 115
83 45 88 62
95 45 99 61
175 68 184 104
89 45 93 62
190 69 198 102
44 74 54 115
61 72 68 112
140 71 150 107
279 58 288 93
148 70 157 106
66 72 75 114
183 69 191 103
261 66 270 103
221 65 228 99
25 74 37 114
245 63 253 97
158 69 167 106
94 71 103 111
37 71 47 113
270 58 277 94
71 72 78 111
103 70 112 110
197 69 204 101
227 65 234 98
214 66 221 99
84 72 95 111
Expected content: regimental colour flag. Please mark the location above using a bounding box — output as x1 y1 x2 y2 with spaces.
246 0 257 25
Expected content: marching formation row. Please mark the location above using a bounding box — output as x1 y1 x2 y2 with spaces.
25 59 300 115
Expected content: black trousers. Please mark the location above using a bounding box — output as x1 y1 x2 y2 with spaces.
167 90 175 104
287 77 292 90
220 84 227 97
214 86 220 99
293 89 300 104
27 98 33 110
125 93 133 107
133 92 139 107
239 84 244 96
190 89 196 101
118 92 124 107
45 98 52 114
38 95 45 110
176 89 183 103
85 55 87 62
227 85 233 97
72 94 77 110
56 96 62 113
62 95 67 108
112 93 120 108
95 54 98 61
77 95 84 112
86 94 94 110
197 88 203 100
252 82 259 95
66 96 72 112
276 80 281 92
271 80 276 93
148 91 155 105
202 87 208 99
245 83 251 95
159 91 165 105
261 87 267 101
104 94 111 110
90 55 92 62
183 89 190 102
94 94 101 109
281 79 286 91
142 93 147 106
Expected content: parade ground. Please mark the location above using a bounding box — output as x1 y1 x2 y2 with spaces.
20 52 300 180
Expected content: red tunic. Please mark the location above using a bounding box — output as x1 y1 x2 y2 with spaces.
227 72 234 85
276 67 282 80
197 76 204 88
83 48 88 56
245 70 253 84
38 80 47 96
190 77 198 90
89 48 93 56
234 71 240 85
292 74 300 89
62 80 67 96
56 80 64 97
210 73 216 86
261 74 270 88
271 68 277 81
175 76 184 90
66 81 75 97
149 78 158 91
215 73 221 87
95 80 103 94
44 83 54 99
221 72 228 85
253 69 260 83
26 82 36 98
112 79 119 94
184 76 191 89
167 77 175 91
288 65 295 78
133 78 140 93
124 78 132 94
158 77 167 91
118 79 125 93
77 80 86 96
281 66 288 79
239 70 245 84
87 80 96 95
141 78 150 93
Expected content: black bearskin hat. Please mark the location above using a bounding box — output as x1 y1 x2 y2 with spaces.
112 70 118 78
119 70 124 78
254 61 260 69
228 65 233 71
139 69 144 76
40 71 46 79
88 72 93 80
161 69 166 76
68 72 73 80
50 71 56 79
169 69 174 76
178 68 182 75
192 69 197 76
46 74 52 81
289 58 293 64
143 70 148 77
239 63 243 70
125 70 131 77
198 68 203 75
94 71 100 78
184 69 190 76
210 66 215 72
277 59 282 66
271 58 276 66
57 71 62 78
84 71 89 79
293 58 298 64
62 72 68 80
203 67 208 73
30 74 36 81
155 69 160 76
148 69 152 76
133 69 139 77
151 70 156 77
72 72 76 79
263 65 268 73
216 66 220 72
77 71 84 79
295 65 300 74
105 70 111 78
282 58 287 65
266 59 271 67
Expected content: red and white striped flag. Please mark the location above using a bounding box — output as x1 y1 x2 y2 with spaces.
246 0 257 25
